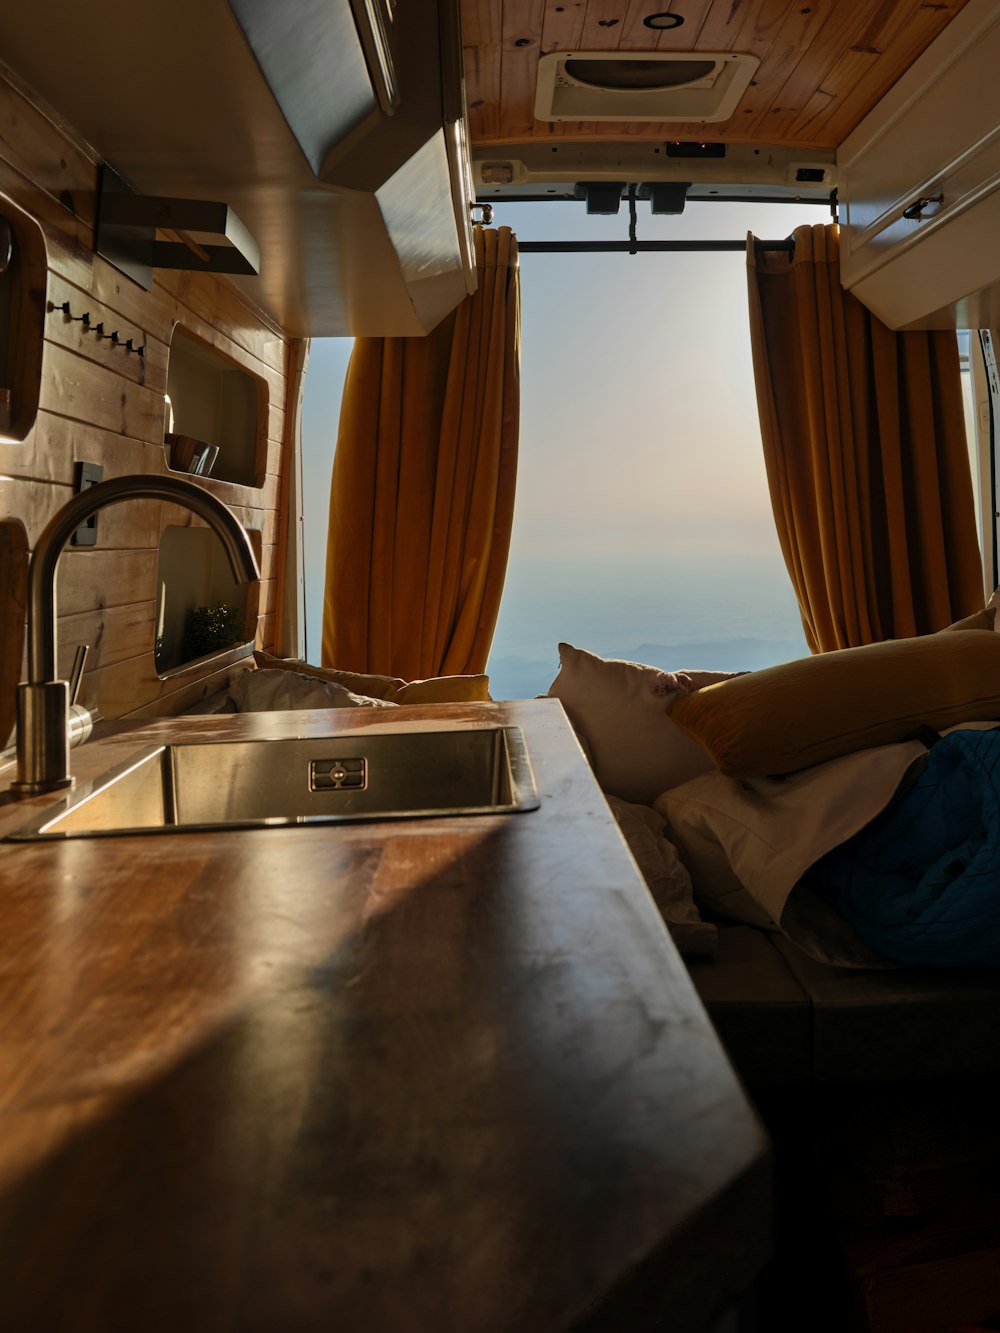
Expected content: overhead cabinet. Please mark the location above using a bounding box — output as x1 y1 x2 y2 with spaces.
837 0 1000 331
0 0 475 336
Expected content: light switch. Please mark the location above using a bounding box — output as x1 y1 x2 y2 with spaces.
72 461 103 546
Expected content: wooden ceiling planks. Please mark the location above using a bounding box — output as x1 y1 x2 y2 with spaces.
790 0 972 144
730 0 841 142
748 0 920 142
459 0 503 139
500 0 546 139
540 1 588 52
461 0 973 149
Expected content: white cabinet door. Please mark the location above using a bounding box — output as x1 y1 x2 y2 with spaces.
838 0 1000 330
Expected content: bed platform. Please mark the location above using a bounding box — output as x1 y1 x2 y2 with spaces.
687 924 1000 1090
690 926 1000 1332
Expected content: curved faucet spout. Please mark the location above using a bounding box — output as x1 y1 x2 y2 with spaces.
27 474 260 684
14 474 260 794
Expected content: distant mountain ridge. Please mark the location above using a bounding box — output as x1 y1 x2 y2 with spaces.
627 638 807 671
488 635 808 700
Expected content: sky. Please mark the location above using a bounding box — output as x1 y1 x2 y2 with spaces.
299 197 827 682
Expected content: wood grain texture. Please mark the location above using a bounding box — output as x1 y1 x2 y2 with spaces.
115 656 253 718
0 519 27 748
270 337 306 654
2 193 48 442
770 934 1000 1084
0 57 291 727
0 700 770 1332
56 602 159 678
0 66 98 222
43 273 167 386
1 412 172 486
461 0 972 148
87 640 257 718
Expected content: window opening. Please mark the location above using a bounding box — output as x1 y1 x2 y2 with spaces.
485 197 823 700
300 340 353 661
298 197 832 693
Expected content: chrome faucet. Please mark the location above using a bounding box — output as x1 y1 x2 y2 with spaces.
12 474 260 795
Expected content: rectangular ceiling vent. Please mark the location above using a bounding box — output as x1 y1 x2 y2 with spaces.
535 51 759 123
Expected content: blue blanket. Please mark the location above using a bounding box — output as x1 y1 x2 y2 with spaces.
806 729 1000 968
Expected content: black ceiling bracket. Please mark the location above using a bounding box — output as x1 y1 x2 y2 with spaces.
95 166 260 291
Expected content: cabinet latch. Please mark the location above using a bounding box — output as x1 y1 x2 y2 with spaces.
902 192 944 221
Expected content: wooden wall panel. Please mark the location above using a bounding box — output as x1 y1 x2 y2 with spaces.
56 551 159 613
118 654 255 720
0 521 28 748
269 336 308 670
42 342 166 440
256 610 278 655
93 643 256 720
0 68 96 223
0 59 300 730
155 269 287 372
0 483 183 555
43 274 169 386
2 414 173 485
56 603 158 678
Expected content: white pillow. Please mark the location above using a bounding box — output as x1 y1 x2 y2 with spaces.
229 668 399 713
546 642 739 804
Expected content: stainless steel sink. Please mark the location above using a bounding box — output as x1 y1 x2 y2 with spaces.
6 726 540 840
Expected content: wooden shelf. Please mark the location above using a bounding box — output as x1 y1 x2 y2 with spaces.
164 432 219 477
165 327 266 488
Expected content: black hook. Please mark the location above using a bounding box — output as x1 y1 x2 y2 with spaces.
50 300 146 356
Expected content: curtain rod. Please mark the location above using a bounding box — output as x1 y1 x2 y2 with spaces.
516 238 794 254
486 193 830 208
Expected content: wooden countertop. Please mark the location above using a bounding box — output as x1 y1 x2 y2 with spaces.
0 699 769 1332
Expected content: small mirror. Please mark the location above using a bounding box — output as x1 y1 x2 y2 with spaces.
154 524 261 673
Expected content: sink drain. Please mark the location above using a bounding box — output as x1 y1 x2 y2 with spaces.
310 757 367 791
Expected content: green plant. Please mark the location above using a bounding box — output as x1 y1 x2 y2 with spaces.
181 603 244 661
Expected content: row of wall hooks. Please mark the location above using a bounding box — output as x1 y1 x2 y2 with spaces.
48 300 146 357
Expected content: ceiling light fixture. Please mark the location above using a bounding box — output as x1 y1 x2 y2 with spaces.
643 12 685 29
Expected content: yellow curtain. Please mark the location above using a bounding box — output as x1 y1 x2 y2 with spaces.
322 226 520 679
747 222 982 653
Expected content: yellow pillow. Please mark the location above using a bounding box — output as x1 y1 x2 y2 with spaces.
395 675 492 704
252 650 490 705
943 607 996 632
670 629 1000 778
